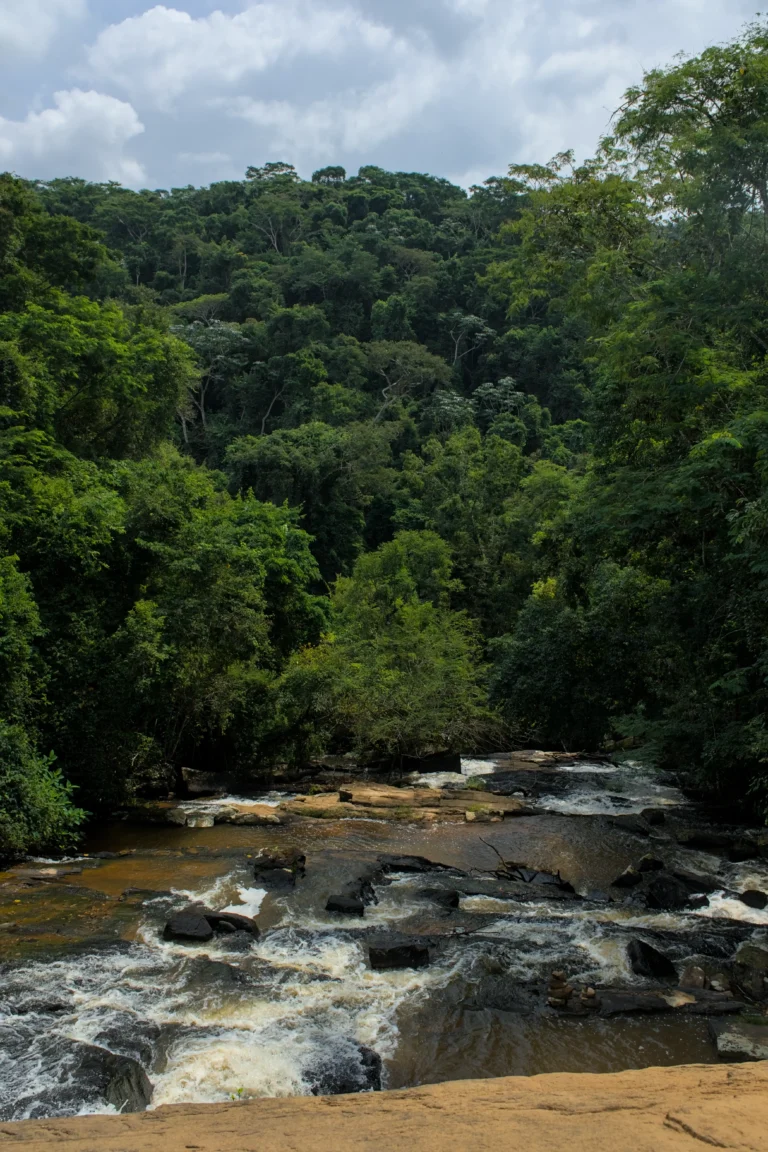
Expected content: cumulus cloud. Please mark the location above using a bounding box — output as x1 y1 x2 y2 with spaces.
0 0 760 188
86 2 400 107
0 89 146 184
0 0 86 57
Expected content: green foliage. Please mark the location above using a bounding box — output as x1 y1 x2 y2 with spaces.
5 19 768 849
287 532 497 761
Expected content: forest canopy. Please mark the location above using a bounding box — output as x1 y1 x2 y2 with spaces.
3 21 768 851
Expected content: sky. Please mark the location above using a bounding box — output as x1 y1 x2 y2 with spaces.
0 0 761 191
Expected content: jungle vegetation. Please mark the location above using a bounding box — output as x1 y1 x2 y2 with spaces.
3 23 768 850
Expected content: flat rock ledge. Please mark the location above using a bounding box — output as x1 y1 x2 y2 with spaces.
1 1063 767 1152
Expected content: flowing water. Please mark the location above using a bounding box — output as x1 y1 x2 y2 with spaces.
1 759 767 1120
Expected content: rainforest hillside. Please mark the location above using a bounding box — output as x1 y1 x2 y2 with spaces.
3 23 768 852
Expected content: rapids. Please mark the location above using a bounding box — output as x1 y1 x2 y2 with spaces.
1 757 767 1120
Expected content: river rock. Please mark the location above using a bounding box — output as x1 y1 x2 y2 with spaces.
203 910 260 937
739 889 768 910
378 854 454 874
627 939 677 980
326 893 366 915
640 808 666 826
612 866 643 889
368 934 430 970
163 911 214 942
638 855 665 872
231 811 281 826
72 1044 152 1113
253 851 306 890
645 872 707 910
606 815 651 837
308 1044 382 1095
709 1018 768 1061
679 965 707 989
598 991 674 1016
418 887 460 910
676 830 758 862
733 942 768 1000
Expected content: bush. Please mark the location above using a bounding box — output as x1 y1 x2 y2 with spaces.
0 723 85 857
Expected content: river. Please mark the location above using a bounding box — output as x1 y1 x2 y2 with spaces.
1 757 767 1120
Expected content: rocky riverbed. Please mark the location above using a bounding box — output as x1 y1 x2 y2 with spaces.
1 754 767 1121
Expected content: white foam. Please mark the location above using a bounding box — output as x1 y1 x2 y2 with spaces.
693 891 768 926
221 887 267 919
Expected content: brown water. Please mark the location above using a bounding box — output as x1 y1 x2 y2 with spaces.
2 768 767 1121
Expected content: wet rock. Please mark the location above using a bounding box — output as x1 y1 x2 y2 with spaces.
163 911 214 943
326 893 366 915
185 814 214 829
308 1043 382 1095
709 1018 768 1061
203 910 260 937
502 864 575 893
585 890 612 903
679 965 707 989
418 887 460 910
645 871 714 910
612 866 643 889
378 854 454 874
739 890 768 910
253 851 306 890
231 811 281 826
713 1018 764 1059
638 855 665 873
368 933 430 970
672 868 720 894
733 943 768 1001
627 939 677 980
640 808 666 826
72 1044 152 1113
606 815 651 837
676 830 758 862
166 807 188 826
93 1018 162 1068
599 991 674 1016
547 971 574 1009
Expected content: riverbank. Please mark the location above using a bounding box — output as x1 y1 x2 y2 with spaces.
1 1063 766 1151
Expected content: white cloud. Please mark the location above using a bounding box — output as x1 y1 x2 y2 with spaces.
86 2 400 107
0 0 86 57
229 53 446 157
0 89 146 185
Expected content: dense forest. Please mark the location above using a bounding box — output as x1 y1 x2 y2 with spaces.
3 24 768 853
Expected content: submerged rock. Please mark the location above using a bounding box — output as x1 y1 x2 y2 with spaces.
308 1044 382 1095
739 890 768 910
710 1018 768 1061
627 939 677 980
418 887 460 910
253 851 306 890
733 943 768 1000
612 866 643 889
368 933 431 970
378 854 454 874
163 911 214 943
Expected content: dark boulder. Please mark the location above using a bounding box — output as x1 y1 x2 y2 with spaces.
368 934 430 970
378 854 453 874
733 943 768 1001
627 939 677 980
640 809 666 826
203 910 259 937
308 1044 382 1095
72 1044 152 1113
672 868 720 894
598 991 673 1016
638 855 665 872
606 815 650 837
503 864 575 892
645 871 712 910
612 866 643 889
418 887 460 910
327 870 380 916
163 911 214 943
253 851 306 890
676 830 757 862
739 890 768 910
326 893 365 916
